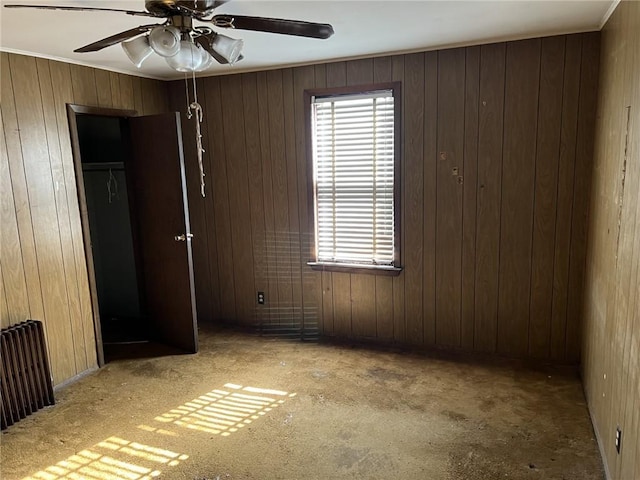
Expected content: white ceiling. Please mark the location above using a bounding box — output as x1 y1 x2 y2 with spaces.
0 0 615 80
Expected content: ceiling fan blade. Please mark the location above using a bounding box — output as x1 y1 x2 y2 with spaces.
74 25 159 53
4 4 159 17
212 15 334 39
194 34 225 64
194 34 244 65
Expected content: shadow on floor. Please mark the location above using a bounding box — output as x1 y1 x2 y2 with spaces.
104 341 186 363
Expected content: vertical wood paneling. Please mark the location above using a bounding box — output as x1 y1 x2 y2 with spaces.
461 46 480 349
2 53 46 326
49 60 96 366
266 70 294 319
36 58 88 372
566 32 600 362
474 43 505 352
70 65 98 106
551 35 582 360
282 69 304 330
403 53 424 346
119 74 135 110
618 7 640 477
332 273 352 336
435 48 465 347
582 2 639 478
422 51 438 345
326 61 347 87
497 39 540 356
204 76 236 322
351 276 376 338
220 76 254 325
373 56 392 85
140 78 169 114
9 54 76 383
0 107 30 327
109 72 122 109
199 79 223 322
242 73 267 326
132 76 144 114
94 69 112 108
256 71 277 325
528 36 565 358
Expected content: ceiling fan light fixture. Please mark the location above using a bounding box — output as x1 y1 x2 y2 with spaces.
121 35 153 68
148 25 181 57
197 51 216 72
165 39 208 72
211 33 243 65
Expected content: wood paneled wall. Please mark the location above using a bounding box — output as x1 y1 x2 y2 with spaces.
169 32 599 362
1 52 169 386
582 1 640 478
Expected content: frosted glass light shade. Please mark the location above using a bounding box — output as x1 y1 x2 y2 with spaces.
211 34 243 64
198 51 215 71
121 35 153 68
165 40 208 72
149 26 180 57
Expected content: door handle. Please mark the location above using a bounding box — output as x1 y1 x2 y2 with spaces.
174 233 194 242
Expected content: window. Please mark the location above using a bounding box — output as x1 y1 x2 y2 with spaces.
306 83 401 275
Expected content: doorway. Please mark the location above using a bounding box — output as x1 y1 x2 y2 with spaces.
68 105 199 366
76 114 148 353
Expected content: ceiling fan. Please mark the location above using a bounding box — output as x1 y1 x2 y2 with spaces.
4 0 335 71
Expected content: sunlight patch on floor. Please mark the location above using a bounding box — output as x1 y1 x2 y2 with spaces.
154 383 297 436
135 425 177 437
21 437 188 480
20 383 294 479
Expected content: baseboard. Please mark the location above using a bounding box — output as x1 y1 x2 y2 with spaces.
53 366 99 392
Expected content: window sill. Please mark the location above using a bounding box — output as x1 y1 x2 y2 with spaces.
307 262 403 276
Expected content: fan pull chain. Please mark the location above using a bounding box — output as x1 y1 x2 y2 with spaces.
190 101 206 197
185 72 206 197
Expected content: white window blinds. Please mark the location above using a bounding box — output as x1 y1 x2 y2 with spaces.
311 90 395 266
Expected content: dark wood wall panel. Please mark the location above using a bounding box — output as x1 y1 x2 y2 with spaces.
1 53 169 385
169 32 598 361
404 52 425 346
422 51 438 346
582 1 639 479
497 39 540 356
220 75 255 325
461 46 480 350
528 36 565 359
435 48 464 347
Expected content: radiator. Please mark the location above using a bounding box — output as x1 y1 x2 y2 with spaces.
1 320 55 430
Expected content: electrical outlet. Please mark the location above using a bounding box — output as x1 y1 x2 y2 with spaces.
257 291 265 305
615 427 622 454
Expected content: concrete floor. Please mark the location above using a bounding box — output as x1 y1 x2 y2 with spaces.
2 325 604 480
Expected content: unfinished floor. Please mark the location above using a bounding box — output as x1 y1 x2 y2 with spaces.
2 325 603 480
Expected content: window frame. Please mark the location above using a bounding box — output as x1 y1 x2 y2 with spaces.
304 82 402 276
